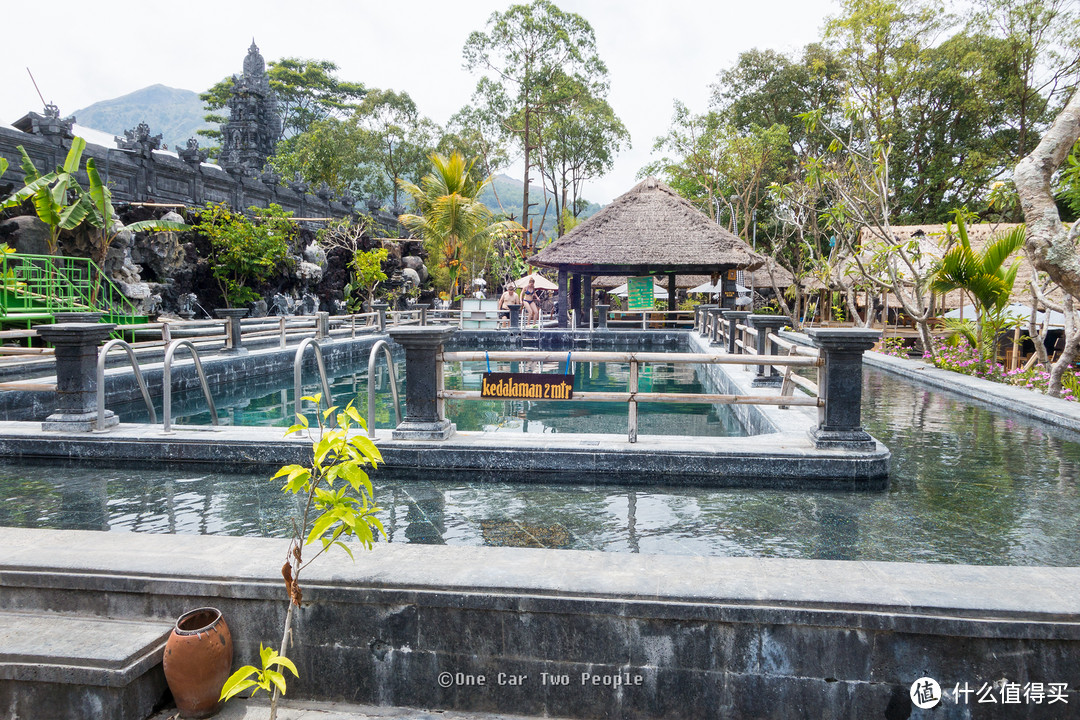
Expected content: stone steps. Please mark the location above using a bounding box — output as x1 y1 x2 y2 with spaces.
0 610 171 720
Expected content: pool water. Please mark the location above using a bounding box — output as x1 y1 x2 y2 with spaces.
118 358 747 437
6 368 1080 565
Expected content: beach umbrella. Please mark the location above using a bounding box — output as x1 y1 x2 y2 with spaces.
513 273 558 290
688 280 723 294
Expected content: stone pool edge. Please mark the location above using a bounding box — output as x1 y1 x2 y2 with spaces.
3 528 1078 718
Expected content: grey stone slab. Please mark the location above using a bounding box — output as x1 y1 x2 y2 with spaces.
0 610 170 684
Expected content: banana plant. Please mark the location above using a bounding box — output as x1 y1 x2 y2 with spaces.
83 158 188 303
1 138 94 255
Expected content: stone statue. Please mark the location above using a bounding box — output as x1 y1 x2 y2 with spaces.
177 293 197 320
271 293 295 316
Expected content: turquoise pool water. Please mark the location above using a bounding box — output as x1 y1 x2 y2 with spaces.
6 368 1080 565
116 357 747 437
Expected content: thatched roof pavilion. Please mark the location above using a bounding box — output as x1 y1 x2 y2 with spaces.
529 177 766 326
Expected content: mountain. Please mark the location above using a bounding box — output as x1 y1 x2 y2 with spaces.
73 84 212 151
479 174 602 243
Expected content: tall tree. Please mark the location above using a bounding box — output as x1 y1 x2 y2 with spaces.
354 89 438 208
463 0 609 237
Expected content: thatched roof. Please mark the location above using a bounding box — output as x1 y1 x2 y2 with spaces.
530 177 766 275
856 223 1063 306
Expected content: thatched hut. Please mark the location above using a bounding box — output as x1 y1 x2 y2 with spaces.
529 177 765 326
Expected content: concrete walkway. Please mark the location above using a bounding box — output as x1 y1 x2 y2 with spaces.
149 698 564 720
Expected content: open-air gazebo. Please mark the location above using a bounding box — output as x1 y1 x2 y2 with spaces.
529 177 766 326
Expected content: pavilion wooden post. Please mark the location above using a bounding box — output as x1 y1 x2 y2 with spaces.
557 269 568 328
667 273 677 316
582 275 593 327
570 274 581 327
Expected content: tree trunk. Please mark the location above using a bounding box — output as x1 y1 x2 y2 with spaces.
1049 297 1080 398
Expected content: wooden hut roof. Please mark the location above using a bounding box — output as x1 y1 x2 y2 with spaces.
530 177 766 275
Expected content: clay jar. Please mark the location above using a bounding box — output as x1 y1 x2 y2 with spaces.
163 607 233 718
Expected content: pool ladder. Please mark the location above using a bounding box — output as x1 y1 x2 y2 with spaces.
95 338 220 433
293 338 400 436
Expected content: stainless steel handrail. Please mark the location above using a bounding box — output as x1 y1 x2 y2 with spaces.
96 338 157 431
163 339 219 433
293 338 334 423
366 339 402 438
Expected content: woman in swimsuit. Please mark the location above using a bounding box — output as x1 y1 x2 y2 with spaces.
521 278 539 323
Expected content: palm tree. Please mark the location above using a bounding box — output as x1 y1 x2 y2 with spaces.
930 212 1026 363
398 152 521 299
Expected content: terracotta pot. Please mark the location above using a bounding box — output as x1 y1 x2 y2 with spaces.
163 607 233 718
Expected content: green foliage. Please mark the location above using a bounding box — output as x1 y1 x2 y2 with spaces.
929 212 1026 361
200 57 366 147
219 644 299 702
353 89 439 207
2 138 94 254
344 247 388 312
463 0 614 233
399 152 523 296
194 202 293 307
221 396 384 713
270 117 364 196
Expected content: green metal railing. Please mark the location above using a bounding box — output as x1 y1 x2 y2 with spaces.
0 253 147 326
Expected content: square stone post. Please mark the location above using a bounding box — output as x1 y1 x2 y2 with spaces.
507 304 521 329
557 270 568 328
38 323 118 432
387 326 456 440
416 303 429 326
748 315 790 387
595 304 610 330
373 303 388 332
805 328 881 450
708 308 724 346
722 310 750 354
215 308 249 354
315 311 330 340
569 274 581 325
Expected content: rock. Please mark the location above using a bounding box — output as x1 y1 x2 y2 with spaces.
296 261 323 285
130 212 186 282
302 243 327 269
3 216 53 255
117 281 152 301
401 267 421 288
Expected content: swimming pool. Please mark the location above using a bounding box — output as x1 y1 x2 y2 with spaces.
5 368 1078 565
114 355 749 437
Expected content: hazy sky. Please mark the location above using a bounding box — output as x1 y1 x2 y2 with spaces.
1 0 838 204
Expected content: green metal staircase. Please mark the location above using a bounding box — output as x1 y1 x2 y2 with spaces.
0 253 148 329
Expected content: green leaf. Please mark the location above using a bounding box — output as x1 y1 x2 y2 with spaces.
62 137 86 174
265 669 287 695
269 653 300 677
219 665 260 702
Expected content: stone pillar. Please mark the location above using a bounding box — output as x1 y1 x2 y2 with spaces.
38 323 118 432
806 328 880 450
667 273 677 313
215 308 249 354
748 315 790 387
708 308 724 346
507 304 521 329
596 304 610 330
723 310 750 354
557 270 568 328
720 271 736 309
387 326 456 440
315 311 330 340
697 304 717 335
373 303 388 332
416 303 429 327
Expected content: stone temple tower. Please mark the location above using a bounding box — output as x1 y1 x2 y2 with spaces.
219 41 281 175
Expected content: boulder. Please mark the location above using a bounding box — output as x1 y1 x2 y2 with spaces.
3 216 52 255
296 261 323 285
130 211 186 282
302 243 327 269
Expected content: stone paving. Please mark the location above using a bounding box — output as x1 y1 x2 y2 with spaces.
150 698 566 720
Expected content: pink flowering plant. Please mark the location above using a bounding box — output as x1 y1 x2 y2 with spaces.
918 336 1079 401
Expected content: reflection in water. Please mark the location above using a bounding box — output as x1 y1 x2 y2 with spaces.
5 369 1080 565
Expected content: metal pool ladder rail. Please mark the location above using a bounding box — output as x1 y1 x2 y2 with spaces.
294 338 334 422
163 339 219 433
366 339 402 438
95 338 157 431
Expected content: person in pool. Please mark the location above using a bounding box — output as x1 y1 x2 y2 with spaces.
520 277 539 323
